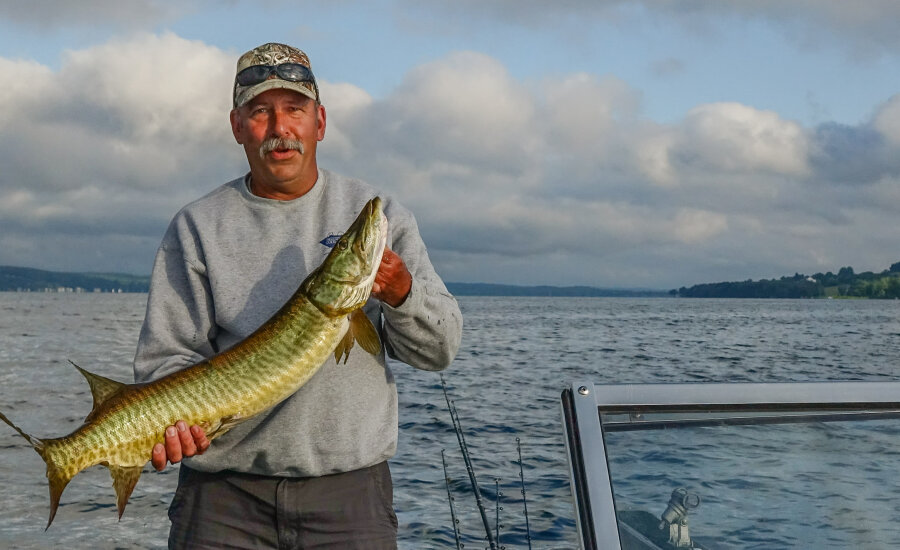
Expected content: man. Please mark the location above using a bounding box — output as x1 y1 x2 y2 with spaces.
134 42 462 549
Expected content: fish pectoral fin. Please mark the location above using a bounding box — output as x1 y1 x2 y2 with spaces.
108 464 144 521
351 309 381 356
334 310 382 364
69 360 127 420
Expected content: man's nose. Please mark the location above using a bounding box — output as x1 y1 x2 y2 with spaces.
270 109 291 137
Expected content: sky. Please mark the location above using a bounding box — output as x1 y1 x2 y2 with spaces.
2 1 900 289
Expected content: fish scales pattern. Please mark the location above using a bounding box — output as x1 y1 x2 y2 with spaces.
0 197 387 528
68 291 339 474
41 290 341 497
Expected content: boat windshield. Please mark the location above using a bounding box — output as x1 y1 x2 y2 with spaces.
561 381 900 550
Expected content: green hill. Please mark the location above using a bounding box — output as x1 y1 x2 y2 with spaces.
673 262 900 299
0 266 150 293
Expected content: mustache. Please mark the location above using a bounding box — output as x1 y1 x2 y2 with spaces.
259 137 305 159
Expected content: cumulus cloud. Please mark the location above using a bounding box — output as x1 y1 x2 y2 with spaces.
354 52 540 175
317 50 900 286
672 103 811 177
4 33 900 287
808 94 900 186
872 94 900 147
544 73 641 167
0 32 242 273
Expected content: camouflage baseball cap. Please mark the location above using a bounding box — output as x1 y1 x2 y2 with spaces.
233 43 319 108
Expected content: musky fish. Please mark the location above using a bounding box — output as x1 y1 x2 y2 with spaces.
0 197 388 529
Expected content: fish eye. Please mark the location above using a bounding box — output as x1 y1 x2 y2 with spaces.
337 239 348 250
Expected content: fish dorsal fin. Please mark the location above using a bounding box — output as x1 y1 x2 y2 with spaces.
333 310 382 364
69 360 126 418
108 464 144 520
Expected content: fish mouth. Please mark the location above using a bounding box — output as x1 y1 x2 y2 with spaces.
366 214 389 286
301 196 388 315
355 201 388 291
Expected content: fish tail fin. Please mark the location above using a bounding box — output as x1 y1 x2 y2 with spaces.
0 410 71 529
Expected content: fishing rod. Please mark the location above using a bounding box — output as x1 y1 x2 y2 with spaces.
494 478 503 548
441 374 498 550
450 398 498 550
516 437 533 550
441 449 463 550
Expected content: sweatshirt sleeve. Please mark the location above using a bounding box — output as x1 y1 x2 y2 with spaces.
381 206 462 372
133 218 218 383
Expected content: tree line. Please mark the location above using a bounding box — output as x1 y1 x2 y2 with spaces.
0 266 150 292
672 262 900 299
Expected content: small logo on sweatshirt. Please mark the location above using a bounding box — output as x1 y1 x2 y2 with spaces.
320 233 343 248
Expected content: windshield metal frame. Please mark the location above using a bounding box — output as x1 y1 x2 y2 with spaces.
561 380 900 550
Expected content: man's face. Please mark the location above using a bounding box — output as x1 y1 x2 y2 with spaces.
230 88 326 195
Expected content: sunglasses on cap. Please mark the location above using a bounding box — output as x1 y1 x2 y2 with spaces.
236 63 317 87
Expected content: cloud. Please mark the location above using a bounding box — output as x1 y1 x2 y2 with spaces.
672 209 728 244
650 57 686 78
808 94 900 185
872 94 900 147
4 34 900 287
672 103 811 177
352 51 540 175
401 0 900 55
0 0 198 28
316 50 900 286
809 123 890 185
318 57 765 268
0 32 242 273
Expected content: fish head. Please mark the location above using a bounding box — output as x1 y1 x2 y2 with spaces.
302 197 388 316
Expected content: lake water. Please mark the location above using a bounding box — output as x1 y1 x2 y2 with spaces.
1 294 899 549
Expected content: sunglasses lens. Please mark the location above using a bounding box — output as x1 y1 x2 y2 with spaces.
275 64 314 82
236 65 274 86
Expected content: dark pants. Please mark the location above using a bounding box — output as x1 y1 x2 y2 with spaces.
168 462 398 549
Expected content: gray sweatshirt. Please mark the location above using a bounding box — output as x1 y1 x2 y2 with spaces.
133 169 462 477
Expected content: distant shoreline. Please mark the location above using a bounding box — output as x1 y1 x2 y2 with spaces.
674 262 900 299
445 282 668 297
0 265 668 297
7 263 900 299
0 266 151 293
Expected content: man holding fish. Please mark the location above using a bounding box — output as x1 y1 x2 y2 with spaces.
133 42 462 549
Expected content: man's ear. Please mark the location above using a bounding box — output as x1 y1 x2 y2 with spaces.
230 109 244 145
316 103 327 142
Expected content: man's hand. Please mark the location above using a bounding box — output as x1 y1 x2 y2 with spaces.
151 420 210 472
371 247 412 307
